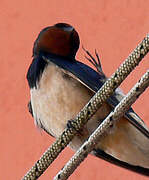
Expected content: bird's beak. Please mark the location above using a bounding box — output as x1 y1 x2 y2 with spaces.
63 26 74 32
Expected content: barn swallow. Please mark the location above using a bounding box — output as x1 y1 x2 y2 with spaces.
26 23 149 176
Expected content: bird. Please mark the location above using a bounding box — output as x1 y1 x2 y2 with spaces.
26 23 149 176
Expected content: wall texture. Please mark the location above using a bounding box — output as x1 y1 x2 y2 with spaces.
1 0 149 179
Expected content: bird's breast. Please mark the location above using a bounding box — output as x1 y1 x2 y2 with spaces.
30 62 94 138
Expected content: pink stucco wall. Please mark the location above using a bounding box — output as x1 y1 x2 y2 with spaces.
1 1 149 179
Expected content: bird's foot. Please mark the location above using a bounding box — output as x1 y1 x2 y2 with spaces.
67 119 89 137
82 46 105 76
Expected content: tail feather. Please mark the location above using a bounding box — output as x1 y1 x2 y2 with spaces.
93 149 149 176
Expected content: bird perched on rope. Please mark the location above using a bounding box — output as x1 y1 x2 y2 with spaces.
27 23 149 176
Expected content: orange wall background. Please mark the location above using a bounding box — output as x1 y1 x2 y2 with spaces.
1 0 149 179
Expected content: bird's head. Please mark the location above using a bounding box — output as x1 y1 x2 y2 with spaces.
33 23 80 59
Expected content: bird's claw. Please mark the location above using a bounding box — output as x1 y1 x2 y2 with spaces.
82 46 104 76
67 119 88 137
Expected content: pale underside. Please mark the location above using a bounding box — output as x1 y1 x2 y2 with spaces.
30 61 149 168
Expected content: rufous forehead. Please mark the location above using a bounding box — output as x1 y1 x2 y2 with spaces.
37 27 72 47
